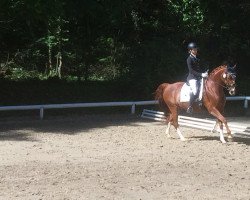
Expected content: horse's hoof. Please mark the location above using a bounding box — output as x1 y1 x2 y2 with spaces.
227 135 233 139
227 137 234 142
220 140 227 144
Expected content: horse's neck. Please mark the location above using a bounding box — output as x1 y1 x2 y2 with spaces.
210 74 223 84
206 68 225 90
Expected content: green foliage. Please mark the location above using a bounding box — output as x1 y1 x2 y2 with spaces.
0 0 250 103
0 79 142 106
94 37 130 80
169 0 205 35
4 68 41 80
129 37 186 95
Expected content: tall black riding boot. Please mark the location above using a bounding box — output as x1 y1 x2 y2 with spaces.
187 93 195 114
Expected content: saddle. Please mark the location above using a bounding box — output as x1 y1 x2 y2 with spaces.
180 78 205 103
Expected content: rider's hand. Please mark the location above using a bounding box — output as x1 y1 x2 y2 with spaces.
201 72 208 78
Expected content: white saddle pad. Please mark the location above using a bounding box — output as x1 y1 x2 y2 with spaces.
180 78 204 103
180 83 192 102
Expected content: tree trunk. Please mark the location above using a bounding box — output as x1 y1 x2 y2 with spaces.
48 44 52 75
58 52 62 79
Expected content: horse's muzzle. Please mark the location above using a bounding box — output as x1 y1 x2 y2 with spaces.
228 85 236 96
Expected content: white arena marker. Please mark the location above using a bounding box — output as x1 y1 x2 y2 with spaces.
141 109 249 136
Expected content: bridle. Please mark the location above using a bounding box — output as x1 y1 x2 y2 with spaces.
223 72 236 91
206 71 236 93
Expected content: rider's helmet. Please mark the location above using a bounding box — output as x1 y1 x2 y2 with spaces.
187 42 198 50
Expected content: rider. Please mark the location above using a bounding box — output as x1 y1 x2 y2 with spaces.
186 42 208 114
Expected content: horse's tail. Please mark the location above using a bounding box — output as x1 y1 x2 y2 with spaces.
154 83 170 116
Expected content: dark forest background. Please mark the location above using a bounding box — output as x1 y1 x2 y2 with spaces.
0 0 250 105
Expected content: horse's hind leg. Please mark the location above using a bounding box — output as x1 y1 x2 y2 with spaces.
170 106 186 141
166 122 171 138
165 115 173 138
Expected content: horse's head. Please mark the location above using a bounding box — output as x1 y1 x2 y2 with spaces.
221 64 237 95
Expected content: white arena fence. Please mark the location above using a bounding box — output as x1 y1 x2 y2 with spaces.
141 109 250 136
0 100 157 120
0 96 249 120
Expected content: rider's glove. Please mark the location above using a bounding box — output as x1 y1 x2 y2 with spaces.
201 72 208 78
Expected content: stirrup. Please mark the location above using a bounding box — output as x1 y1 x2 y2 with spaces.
186 106 193 114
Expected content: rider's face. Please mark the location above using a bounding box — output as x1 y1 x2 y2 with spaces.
191 48 198 55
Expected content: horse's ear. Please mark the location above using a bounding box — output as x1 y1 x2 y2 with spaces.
233 64 237 68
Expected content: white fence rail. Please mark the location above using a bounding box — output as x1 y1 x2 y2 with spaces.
0 100 157 119
0 96 249 120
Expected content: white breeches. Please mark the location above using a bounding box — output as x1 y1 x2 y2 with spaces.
189 79 198 95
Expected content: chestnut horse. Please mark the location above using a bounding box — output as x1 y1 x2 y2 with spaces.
155 65 236 143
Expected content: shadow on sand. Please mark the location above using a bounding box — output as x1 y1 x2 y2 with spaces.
190 134 250 146
0 114 152 142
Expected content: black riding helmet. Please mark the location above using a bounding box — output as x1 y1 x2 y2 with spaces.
187 42 198 50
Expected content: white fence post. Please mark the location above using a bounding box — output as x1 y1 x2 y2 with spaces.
40 107 44 120
131 104 136 114
244 99 248 109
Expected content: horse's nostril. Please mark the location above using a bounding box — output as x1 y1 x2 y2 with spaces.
229 90 236 96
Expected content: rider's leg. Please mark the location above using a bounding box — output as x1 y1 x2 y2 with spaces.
187 93 195 113
187 79 197 113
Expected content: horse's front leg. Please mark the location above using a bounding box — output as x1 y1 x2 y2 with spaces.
211 120 219 133
224 122 233 141
218 121 226 144
176 126 186 141
209 107 230 143
218 117 233 141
